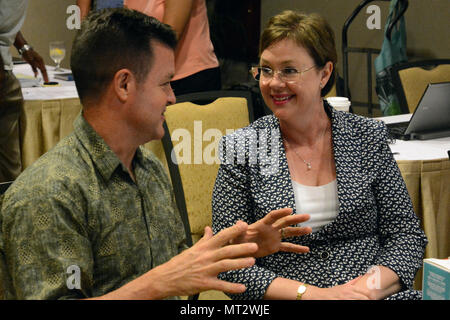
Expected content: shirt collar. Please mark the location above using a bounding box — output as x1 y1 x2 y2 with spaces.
73 113 143 181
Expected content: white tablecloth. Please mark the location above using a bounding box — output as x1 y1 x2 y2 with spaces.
13 63 78 100
377 114 450 161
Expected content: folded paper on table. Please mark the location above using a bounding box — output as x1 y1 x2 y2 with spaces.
15 73 40 88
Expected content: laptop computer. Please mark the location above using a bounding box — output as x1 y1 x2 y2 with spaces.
386 82 450 140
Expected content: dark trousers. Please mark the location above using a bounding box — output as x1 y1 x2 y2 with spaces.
0 71 23 182
171 66 222 97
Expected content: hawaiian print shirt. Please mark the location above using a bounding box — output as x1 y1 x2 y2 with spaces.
0 113 186 299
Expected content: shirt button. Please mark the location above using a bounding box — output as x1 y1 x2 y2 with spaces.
320 251 330 260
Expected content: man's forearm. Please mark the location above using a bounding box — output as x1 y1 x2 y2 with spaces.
12 31 49 82
84 223 258 300
85 268 168 300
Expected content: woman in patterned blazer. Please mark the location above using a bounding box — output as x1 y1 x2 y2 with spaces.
212 10 427 300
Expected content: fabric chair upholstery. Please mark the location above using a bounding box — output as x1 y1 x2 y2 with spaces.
164 96 252 243
391 59 450 113
160 92 253 300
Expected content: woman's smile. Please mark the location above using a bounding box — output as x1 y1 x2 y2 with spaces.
271 94 295 105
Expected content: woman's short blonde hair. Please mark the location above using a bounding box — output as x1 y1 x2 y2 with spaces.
260 10 337 97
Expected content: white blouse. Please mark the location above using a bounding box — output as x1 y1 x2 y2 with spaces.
291 179 339 233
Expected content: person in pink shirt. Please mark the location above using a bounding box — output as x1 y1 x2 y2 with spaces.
77 0 221 95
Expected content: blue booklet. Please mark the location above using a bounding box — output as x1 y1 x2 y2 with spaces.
54 72 74 81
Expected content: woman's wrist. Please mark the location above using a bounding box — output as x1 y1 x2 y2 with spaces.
300 284 322 300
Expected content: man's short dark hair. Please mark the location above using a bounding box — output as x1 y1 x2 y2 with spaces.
70 8 177 106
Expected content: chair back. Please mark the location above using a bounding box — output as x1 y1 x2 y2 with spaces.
143 90 254 173
391 59 450 113
160 92 252 300
163 92 252 244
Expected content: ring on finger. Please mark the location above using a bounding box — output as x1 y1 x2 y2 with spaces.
280 228 286 239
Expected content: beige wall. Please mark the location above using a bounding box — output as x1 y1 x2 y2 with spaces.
261 0 450 116
14 0 77 69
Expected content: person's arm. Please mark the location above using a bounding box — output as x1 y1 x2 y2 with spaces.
90 223 258 299
162 0 194 40
317 122 423 300
13 31 49 82
2 181 94 299
264 277 372 300
76 0 93 20
345 266 401 300
368 122 427 293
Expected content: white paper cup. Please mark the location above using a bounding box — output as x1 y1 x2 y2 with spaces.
326 97 351 112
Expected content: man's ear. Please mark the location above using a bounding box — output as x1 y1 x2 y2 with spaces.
113 69 135 103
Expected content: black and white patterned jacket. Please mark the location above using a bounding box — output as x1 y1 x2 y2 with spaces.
212 103 428 300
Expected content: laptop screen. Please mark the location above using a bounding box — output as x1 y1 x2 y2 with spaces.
405 82 450 135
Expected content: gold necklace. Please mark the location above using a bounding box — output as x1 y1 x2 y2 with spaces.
283 122 329 171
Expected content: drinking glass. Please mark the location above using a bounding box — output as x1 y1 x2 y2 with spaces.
49 41 66 72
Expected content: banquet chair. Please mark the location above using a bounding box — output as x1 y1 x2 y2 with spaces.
175 89 254 111
161 91 254 300
391 59 450 113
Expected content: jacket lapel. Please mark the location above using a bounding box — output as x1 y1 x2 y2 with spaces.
329 109 364 228
251 116 296 220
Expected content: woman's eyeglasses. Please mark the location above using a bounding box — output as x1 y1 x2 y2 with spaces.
250 65 316 83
